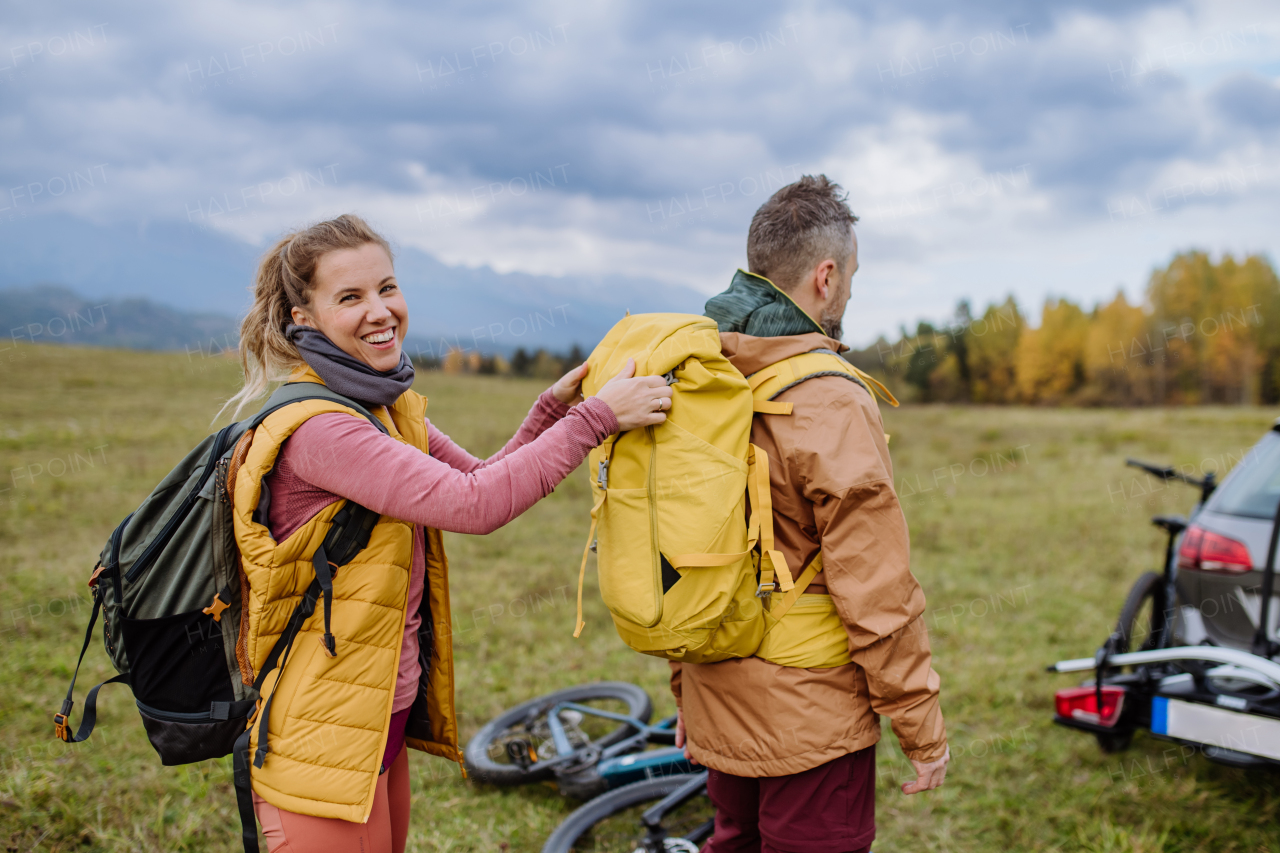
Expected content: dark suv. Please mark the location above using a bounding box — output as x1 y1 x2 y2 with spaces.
1175 424 1280 652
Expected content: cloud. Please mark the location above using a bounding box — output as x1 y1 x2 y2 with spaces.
1 0 1278 344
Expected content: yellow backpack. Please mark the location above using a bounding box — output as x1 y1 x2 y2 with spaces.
574 313 896 665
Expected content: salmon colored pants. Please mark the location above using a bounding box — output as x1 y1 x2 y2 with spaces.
252 745 410 853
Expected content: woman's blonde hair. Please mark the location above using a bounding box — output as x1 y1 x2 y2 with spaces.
223 214 394 419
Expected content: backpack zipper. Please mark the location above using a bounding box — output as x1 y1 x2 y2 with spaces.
646 425 661 620
136 699 254 723
135 701 221 723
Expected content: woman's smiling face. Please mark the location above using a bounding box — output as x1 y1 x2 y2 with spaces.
290 242 408 372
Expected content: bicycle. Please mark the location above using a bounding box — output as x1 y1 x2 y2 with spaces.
464 681 694 800
541 772 714 853
463 681 714 851
1113 458 1217 661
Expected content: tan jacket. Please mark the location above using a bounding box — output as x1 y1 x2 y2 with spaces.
671 332 947 777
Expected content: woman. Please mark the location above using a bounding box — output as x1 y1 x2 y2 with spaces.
227 214 671 853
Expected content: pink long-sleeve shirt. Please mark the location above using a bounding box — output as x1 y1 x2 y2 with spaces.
261 390 617 711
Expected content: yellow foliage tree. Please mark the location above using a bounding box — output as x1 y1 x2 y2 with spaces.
1147 251 1269 403
844 252 1279 405
1015 299 1087 403
1083 291 1157 405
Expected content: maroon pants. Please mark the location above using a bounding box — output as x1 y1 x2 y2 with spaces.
702 746 875 853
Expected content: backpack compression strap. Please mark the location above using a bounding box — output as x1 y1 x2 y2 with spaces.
52 588 129 743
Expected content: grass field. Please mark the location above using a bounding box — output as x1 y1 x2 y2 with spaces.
2 342 1279 853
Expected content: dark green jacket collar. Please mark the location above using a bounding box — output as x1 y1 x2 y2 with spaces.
704 269 824 338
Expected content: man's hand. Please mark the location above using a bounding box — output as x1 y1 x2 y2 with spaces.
673 710 698 765
902 746 949 794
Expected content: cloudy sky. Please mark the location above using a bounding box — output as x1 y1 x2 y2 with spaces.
2 0 1278 344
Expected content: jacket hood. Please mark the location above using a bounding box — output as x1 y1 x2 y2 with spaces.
719 331 847 377
704 269 825 338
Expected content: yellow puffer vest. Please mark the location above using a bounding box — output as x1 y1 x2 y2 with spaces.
233 368 459 823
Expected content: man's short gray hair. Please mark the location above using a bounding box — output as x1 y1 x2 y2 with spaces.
746 175 859 292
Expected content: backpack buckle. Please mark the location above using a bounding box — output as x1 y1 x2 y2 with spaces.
755 582 776 598
53 712 71 742
597 460 609 490
202 589 232 623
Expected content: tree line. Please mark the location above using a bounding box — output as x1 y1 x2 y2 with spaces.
412 345 587 379
847 252 1280 405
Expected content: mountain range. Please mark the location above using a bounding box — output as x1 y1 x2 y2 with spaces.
0 214 709 355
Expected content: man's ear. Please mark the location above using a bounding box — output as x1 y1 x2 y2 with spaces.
814 259 835 300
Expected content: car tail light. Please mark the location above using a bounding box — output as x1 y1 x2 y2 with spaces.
1055 686 1126 727
1176 524 1252 572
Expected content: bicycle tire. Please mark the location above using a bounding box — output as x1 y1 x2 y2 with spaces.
465 681 653 786
541 774 706 853
1115 571 1164 655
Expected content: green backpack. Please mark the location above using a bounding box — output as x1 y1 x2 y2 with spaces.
54 382 386 853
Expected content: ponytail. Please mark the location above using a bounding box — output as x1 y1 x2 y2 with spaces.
220 214 394 421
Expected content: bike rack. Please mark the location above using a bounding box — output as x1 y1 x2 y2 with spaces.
1051 645 1280 686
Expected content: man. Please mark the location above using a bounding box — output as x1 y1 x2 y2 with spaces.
672 174 948 852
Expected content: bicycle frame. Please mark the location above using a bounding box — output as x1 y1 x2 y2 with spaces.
537 700 686 786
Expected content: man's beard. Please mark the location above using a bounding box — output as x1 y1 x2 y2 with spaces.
818 306 843 340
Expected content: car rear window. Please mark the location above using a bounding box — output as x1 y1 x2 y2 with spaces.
1208 430 1280 520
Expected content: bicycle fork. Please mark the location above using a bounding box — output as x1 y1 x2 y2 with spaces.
638 771 711 852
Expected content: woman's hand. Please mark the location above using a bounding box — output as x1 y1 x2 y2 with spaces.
551 362 590 405
594 359 673 431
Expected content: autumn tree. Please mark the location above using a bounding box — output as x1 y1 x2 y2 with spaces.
1083 291 1156 405
1015 298 1088 403
964 297 1024 403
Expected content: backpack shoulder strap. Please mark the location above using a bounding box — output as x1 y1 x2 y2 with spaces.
249 382 391 435
747 349 898 414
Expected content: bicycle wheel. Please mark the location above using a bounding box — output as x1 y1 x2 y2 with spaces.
465 682 653 786
1115 571 1164 655
542 774 714 853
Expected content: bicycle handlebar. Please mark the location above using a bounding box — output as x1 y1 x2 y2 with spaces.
1125 458 1218 502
